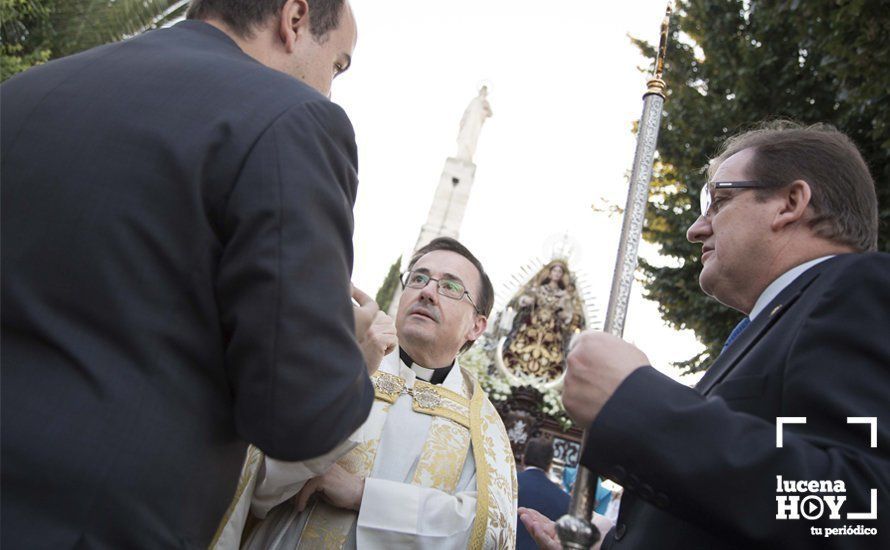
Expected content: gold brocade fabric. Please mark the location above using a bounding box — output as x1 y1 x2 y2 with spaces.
211 366 517 550
208 446 264 549
296 440 381 549
503 284 582 381
411 419 471 493
300 371 477 548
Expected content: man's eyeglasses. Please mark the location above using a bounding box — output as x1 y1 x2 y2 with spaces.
699 180 776 218
401 270 481 313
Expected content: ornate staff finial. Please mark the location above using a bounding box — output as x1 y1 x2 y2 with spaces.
647 3 673 97
558 3 673 548
655 3 672 79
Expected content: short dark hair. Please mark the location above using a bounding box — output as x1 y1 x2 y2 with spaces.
710 121 879 252
187 0 345 40
408 237 494 351
523 437 554 470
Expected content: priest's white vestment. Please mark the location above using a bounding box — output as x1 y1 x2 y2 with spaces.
211 351 517 549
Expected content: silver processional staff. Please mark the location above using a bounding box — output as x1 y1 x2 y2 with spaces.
556 4 673 549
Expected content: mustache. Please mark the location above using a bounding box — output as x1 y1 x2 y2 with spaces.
408 302 441 322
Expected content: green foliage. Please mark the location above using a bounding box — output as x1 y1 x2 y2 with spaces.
46 0 188 58
1 0 52 79
635 0 890 372
374 255 402 313
1 0 187 81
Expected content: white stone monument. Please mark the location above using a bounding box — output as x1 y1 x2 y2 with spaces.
387 87 493 315
413 86 492 250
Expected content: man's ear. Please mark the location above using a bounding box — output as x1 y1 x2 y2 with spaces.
772 179 813 231
278 0 310 53
466 314 488 342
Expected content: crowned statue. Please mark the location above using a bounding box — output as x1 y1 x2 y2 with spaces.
496 260 586 384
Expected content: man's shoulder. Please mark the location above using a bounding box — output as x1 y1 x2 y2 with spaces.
128 20 331 114
809 252 888 292
518 469 569 499
517 468 536 481
779 252 889 342
158 22 329 110
6 20 331 120
467 373 505 419
820 251 888 273
459 368 514 450
830 250 887 263
517 468 549 483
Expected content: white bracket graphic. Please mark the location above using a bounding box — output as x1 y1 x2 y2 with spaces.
847 489 878 520
776 417 807 448
847 417 878 448
776 416 879 520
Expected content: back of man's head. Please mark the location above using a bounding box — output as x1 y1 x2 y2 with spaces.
523 437 554 471
710 121 878 252
187 0 344 39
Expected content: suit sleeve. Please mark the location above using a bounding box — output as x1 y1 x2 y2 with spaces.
581 255 890 547
217 100 373 461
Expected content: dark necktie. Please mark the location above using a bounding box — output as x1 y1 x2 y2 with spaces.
721 317 751 354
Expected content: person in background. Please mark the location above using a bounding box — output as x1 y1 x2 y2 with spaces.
517 438 570 550
521 122 890 549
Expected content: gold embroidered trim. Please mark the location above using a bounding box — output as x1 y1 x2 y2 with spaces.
298 500 354 549
209 445 263 548
300 434 383 546
418 379 471 405
412 383 443 409
372 372 471 428
373 371 405 402
414 405 471 429
468 378 489 550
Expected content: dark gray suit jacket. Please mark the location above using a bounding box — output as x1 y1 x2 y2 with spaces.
517 468 571 550
581 253 890 549
1 20 373 549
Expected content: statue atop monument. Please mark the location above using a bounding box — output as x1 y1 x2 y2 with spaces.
455 85 492 162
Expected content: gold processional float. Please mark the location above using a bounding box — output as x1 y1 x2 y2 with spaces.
475 251 595 476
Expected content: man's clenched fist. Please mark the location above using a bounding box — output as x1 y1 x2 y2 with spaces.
562 331 650 427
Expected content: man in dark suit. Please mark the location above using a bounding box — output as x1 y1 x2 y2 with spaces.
1 1 377 547
517 438 570 550
521 122 889 548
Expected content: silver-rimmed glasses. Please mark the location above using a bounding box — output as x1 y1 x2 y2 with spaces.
400 270 481 313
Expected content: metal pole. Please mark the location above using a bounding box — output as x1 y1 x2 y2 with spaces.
556 4 672 548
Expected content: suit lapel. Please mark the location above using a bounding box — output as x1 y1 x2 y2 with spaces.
696 264 827 395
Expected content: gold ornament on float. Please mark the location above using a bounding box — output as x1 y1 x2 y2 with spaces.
495 260 586 386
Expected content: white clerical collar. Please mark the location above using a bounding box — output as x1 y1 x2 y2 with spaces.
411 363 435 382
749 256 834 320
398 347 453 384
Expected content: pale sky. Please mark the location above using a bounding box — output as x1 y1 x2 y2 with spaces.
334 0 706 384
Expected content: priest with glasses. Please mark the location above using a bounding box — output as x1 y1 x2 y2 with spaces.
215 237 517 549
